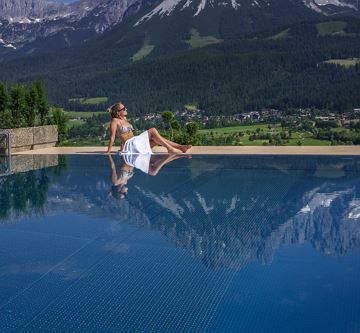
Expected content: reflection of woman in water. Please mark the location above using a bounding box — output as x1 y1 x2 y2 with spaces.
108 153 190 199
105 102 192 154
108 154 133 199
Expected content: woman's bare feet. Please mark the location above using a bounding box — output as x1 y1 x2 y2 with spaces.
168 147 182 154
167 154 192 161
180 145 192 153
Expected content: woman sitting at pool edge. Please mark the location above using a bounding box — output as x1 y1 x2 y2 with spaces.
105 102 192 154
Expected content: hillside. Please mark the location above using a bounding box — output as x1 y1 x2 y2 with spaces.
0 18 360 114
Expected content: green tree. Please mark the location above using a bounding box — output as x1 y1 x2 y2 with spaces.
162 111 174 139
171 120 181 131
35 81 49 125
186 122 200 145
9 84 26 128
0 82 11 128
25 84 38 126
0 82 9 114
50 107 69 143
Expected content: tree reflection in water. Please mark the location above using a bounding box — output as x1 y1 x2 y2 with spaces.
0 155 67 220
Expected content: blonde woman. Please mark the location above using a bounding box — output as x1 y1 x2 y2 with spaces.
105 102 192 154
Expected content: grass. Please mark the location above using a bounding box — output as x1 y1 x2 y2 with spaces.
68 119 85 129
65 111 104 129
316 21 347 36
186 29 223 49
132 43 155 62
268 29 290 40
295 138 330 146
68 97 108 105
199 123 282 135
200 123 331 146
62 137 108 147
65 111 104 118
324 58 360 68
184 103 198 111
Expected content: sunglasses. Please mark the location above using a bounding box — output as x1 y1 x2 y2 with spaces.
118 106 127 112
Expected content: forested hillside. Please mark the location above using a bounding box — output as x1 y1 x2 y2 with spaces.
0 19 360 115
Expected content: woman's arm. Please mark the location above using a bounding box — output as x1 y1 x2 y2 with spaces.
106 120 118 154
107 154 118 185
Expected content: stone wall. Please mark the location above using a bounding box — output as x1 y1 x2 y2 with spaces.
0 154 59 176
0 125 58 154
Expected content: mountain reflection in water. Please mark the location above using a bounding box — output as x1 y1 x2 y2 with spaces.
1 155 360 271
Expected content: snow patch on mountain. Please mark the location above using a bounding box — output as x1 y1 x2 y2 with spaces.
231 0 241 8
4 43 16 49
196 192 214 215
135 0 182 25
348 199 360 219
135 185 185 219
194 0 207 15
315 0 357 8
136 0 242 25
0 37 16 49
303 0 358 13
181 0 193 9
297 187 353 215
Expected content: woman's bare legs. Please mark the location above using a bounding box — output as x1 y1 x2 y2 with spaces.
147 128 182 153
149 139 157 148
150 137 187 151
148 128 192 153
162 138 192 153
148 154 190 176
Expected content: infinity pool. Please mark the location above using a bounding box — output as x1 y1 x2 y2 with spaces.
0 154 359 332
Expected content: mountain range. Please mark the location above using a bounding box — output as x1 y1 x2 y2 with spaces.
0 0 359 114
0 0 157 57
0 0 359 60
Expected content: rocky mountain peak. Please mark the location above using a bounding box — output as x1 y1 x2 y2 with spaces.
0 0 55 20
0 0 153 54
0 0 358 60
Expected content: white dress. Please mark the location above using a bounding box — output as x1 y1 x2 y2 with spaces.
118 125 153 173
122 153 151 174
120 129 153 174
121 130 153 155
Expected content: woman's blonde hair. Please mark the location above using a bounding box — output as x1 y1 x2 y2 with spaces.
107 102 123 119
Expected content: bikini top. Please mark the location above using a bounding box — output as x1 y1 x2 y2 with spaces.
118 122 134 135
119 168 134 181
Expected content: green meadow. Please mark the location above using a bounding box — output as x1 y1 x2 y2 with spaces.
268 28 290 40
199 123 281 134
316 21 347 36
184 103 198 111
68 97 108 105
65 111 104 118
200 124 331 146
65 111 104 128
186 29 223 49
324 58 360 68
132 43 155 62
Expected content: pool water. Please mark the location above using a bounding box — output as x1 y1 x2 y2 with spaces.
0 155 359 332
